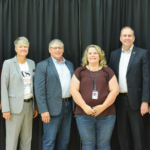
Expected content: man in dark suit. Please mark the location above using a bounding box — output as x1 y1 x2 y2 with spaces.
34 39 74 150
109 27 149 150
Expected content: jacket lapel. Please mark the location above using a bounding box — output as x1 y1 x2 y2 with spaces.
48 56 60 81
116 49 121 79
65 60 73 76
13 56 24 82
26 59 33 84
127 46 137 74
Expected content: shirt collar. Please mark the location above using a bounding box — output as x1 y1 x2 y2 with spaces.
121 44 134 53
51 56 66 64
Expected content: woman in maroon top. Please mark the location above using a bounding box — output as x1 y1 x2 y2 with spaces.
70 45 119 150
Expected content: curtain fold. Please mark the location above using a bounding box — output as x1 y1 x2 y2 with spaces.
80 0 150 61
80 0 122 61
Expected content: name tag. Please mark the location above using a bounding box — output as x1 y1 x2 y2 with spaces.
92 90 98 99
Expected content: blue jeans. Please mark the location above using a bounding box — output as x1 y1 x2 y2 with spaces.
42 101 72 150
76 114 116 150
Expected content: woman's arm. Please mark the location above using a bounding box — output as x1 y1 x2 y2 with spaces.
70 74 94 115
93 75 119 116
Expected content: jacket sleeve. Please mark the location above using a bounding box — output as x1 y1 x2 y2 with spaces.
34 62 49 114
141 50 150 103
32 61 38 110
1 61 11 112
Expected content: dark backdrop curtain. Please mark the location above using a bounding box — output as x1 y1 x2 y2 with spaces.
0 0 80 68
80 0 122 61
0 0 150 150
80 0 150 61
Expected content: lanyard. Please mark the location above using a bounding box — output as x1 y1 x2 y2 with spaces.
88 65 99 90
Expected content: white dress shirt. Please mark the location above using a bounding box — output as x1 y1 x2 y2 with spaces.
119 45 134 93
52 56 71 98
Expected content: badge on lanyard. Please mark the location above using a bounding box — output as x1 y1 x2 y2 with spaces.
92 90 98 99
88 65 99 100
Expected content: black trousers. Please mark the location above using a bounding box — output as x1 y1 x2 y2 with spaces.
116 94 147 150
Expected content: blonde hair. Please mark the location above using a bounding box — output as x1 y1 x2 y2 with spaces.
49 39 64 48
81 45 107 68
14 37 29 47
120 26 134 36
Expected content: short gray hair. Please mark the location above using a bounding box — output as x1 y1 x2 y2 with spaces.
120 26 135 36
14 37 29 47
49 39 64 48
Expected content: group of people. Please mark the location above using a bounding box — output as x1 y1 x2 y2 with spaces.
0 26 149 150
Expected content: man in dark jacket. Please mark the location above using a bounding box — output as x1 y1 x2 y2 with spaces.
109 26 149 150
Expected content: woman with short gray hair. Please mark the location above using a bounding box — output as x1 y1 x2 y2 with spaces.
1 37 38 150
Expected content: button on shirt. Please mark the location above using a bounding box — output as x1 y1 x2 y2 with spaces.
52 57 71 98
119 45 134 93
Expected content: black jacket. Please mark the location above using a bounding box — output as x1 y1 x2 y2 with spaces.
109 46 150 110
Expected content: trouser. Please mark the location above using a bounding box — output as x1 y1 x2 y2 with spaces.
6 101 33 150
116 94 147 150
42 100 72 150
76 114 116 150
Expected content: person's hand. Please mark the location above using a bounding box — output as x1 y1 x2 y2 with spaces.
93 105 105 117
141 102 148 116
41 112 50 123
33 109 38 118
83 105 94 115
73 112 76 117
3 112 11 120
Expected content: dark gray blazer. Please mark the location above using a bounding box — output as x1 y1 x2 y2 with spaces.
34 56 74 116
1 56 36 113
109 46 150 110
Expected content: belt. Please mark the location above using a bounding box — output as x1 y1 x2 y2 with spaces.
24 97 33 103
62 97 71 102
120 93 128 96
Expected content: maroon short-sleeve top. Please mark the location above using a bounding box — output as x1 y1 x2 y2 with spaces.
74 67 116 116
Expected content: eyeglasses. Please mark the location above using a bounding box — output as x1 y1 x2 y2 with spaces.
50 47 63 50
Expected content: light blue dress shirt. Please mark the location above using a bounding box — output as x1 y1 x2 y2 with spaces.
52 56 71 98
